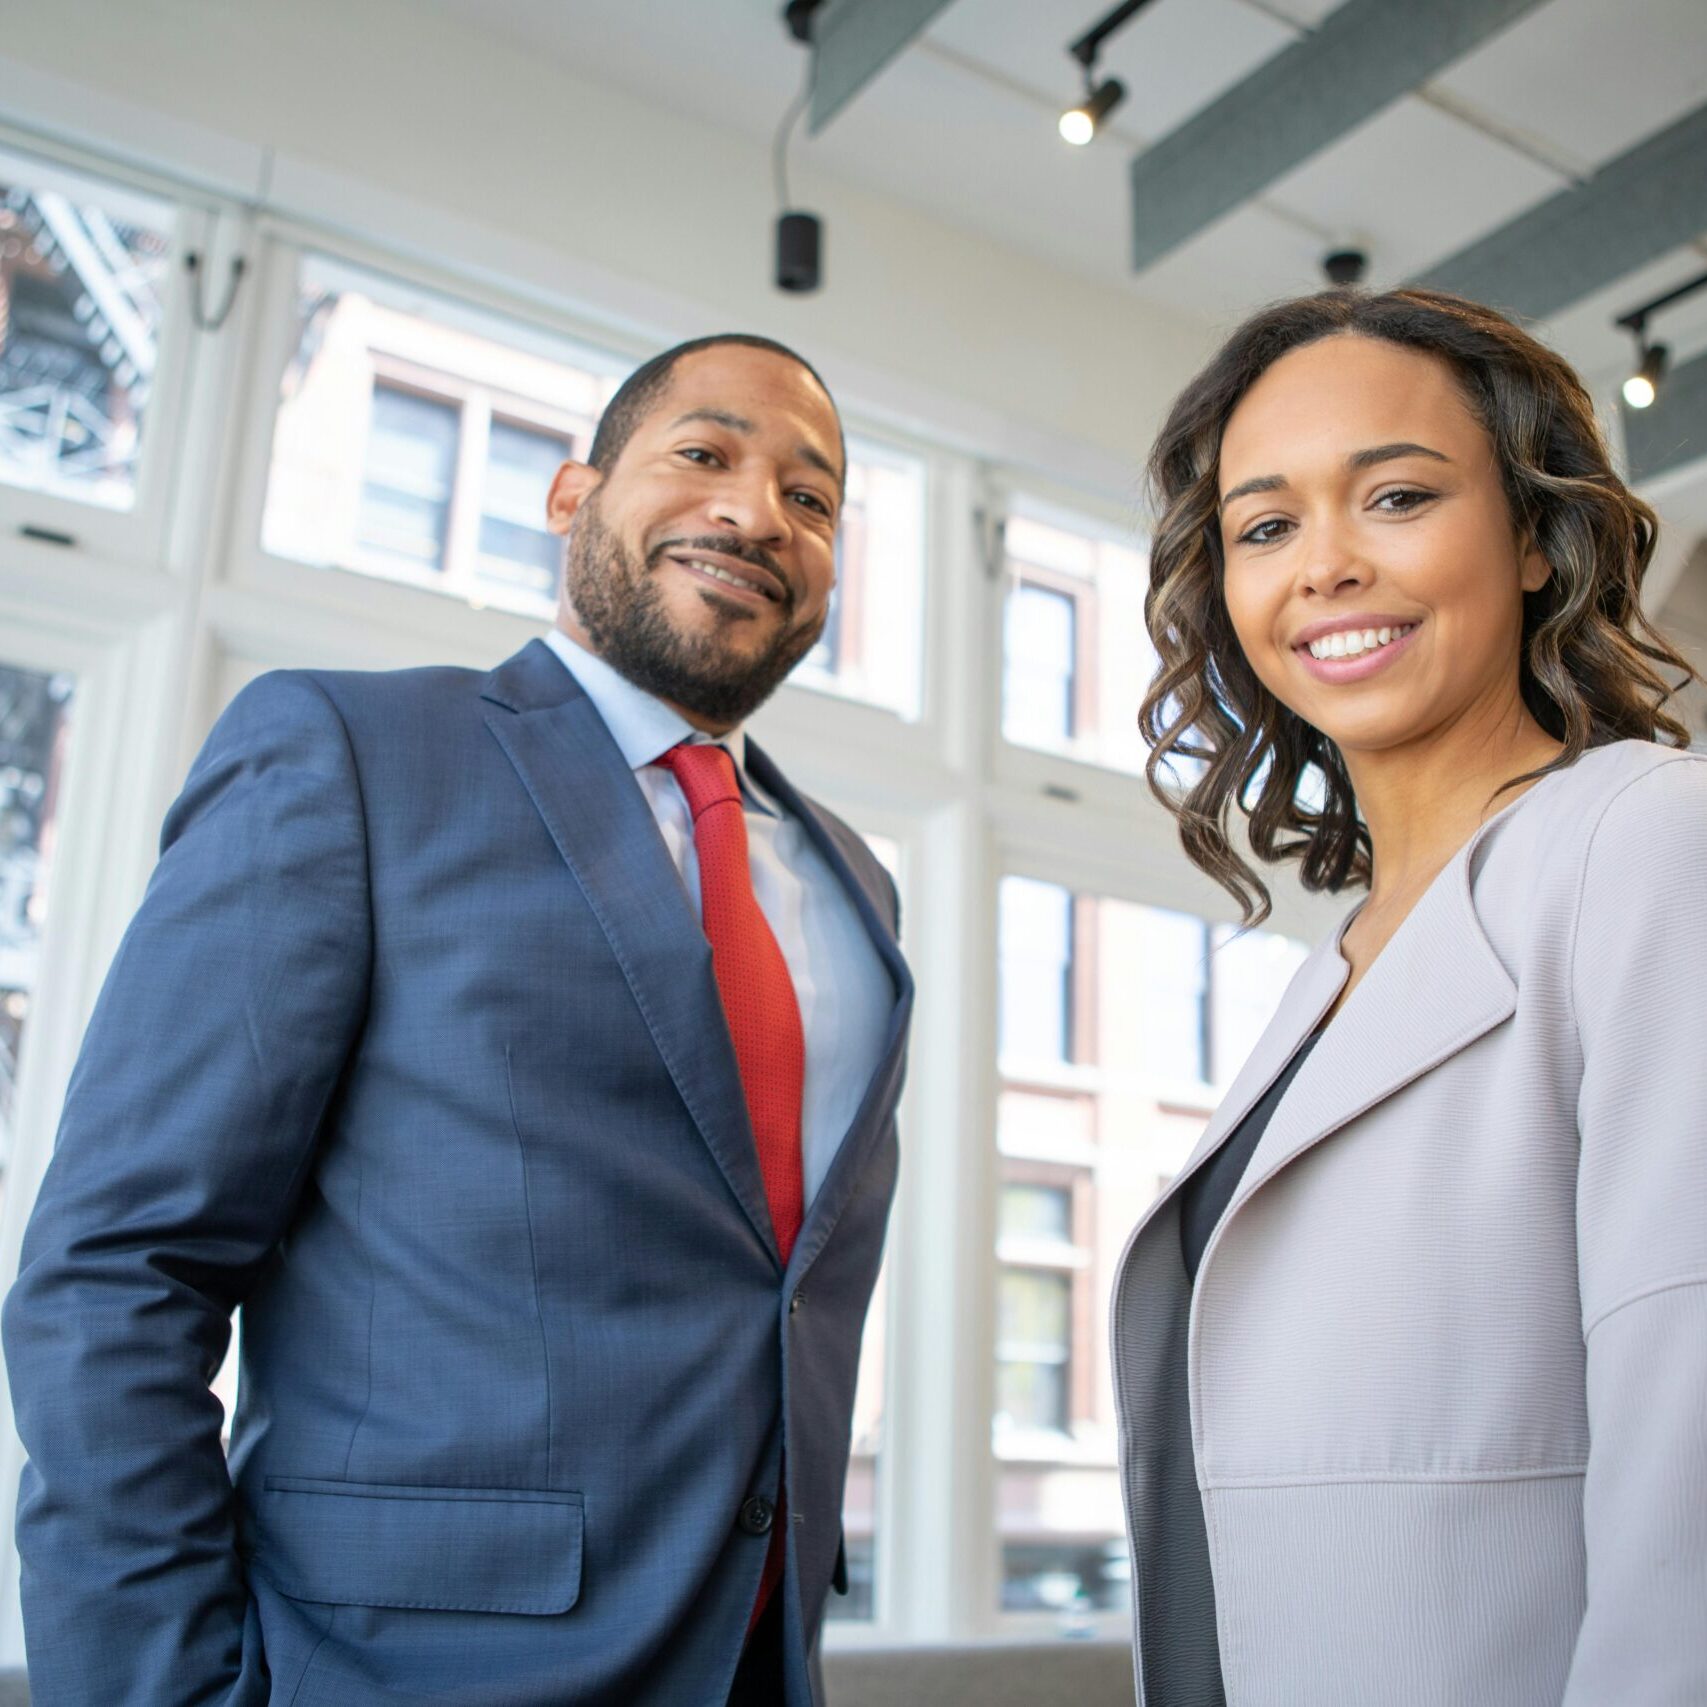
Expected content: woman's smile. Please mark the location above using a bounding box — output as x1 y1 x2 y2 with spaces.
1294 618 1420 682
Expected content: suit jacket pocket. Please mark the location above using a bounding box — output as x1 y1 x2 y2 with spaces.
259 1477 583 1614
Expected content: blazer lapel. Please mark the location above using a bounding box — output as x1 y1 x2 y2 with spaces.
1228 829 1517 1220
480 641 781 1267
744 741 914 1274
1120 936 1351 1257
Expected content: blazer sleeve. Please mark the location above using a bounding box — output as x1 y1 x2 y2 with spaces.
1563 754 1707 1705
1 671 372 1707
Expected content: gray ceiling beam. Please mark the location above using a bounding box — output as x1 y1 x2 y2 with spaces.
1413 103 1707 321
808 0 961 135
1127 0 1547 274
1624 348 1707 486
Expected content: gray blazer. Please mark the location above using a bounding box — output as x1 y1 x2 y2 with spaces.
1112 739 1707 1707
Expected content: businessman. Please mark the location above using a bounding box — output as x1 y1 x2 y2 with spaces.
4 333 912 1706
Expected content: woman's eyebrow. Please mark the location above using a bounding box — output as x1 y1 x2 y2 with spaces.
1346 441 1451 471
1219 473 1287 509
1220 442 1451 509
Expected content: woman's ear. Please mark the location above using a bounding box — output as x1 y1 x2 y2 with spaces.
1519 532 1552 595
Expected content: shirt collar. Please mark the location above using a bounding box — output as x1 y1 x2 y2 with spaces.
542 628 774 813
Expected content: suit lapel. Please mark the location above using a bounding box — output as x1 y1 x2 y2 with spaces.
480 641 781 1267
1226 829 1517 1222
745 741 914 1274
1118 935 1350 1257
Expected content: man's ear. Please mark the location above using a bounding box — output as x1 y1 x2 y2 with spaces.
547 461 601 537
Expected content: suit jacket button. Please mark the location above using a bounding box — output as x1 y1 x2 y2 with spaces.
739 1495 775 1536
789 1291 805 1314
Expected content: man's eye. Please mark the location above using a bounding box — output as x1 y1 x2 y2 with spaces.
1236 517 1290 546
792 491 833 517
679 446 719 465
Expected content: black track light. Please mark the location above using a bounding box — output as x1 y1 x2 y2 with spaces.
1623 340 1668 411
775 211 822 293
1059 1 1155 147
1322 248 1368 288
1059 77 1126 146
1613 268 1707 411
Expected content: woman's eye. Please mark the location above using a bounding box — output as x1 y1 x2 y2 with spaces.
1373 486 1434 514
679 446 719 466
1235 516 1291 547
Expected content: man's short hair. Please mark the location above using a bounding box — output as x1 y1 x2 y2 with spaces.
588 333 845 490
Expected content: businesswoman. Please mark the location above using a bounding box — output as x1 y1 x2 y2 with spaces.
1114 286 1706 1707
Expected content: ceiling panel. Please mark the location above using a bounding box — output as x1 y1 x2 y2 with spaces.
414 0 802 152
1433 0 1707 173
402 0 1706 402
1258 0 1349 26
1259 93 1571 284
1131 198 1337 322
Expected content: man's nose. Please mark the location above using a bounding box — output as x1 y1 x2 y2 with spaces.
710 471 791 544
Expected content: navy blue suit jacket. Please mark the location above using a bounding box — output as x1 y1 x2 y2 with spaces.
3 639 913 1706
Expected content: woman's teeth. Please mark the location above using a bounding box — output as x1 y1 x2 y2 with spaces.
1306 623 1414 661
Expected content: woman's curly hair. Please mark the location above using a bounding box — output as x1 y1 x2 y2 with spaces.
1139 286 1698 925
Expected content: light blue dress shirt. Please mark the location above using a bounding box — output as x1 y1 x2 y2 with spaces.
544 629 894 1209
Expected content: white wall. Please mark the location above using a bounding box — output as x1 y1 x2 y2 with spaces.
0 0 1215 499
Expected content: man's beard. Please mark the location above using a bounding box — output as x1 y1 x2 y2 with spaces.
564 498 826 727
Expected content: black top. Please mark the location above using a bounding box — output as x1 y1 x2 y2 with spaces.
1179 1033 1321 1283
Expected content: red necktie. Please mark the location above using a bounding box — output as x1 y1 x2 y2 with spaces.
655 742 804 1628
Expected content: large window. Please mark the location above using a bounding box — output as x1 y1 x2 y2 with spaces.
259 256 928 717
992 876 1307 1617
0 150 173 513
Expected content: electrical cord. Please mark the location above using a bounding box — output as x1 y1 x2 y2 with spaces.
773 50 813 212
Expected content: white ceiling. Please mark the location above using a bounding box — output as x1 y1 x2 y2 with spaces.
418 0 1707 360
420 0 1707 548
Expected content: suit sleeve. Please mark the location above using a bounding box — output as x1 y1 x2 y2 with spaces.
1563 754 1707 1705
2 671 372 1707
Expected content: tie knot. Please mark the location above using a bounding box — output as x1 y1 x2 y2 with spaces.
656 741 741 819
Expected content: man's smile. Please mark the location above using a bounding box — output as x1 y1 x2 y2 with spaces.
664 549 787 606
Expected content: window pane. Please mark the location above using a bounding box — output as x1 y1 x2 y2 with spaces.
998 876 1073 1068
995 1356 1068 1435
357 385 459 571
0 661 76 1210
1001 509 1153 775
1002 582 1076 749
0 153 173 512
994 880 1308 1616
479 419 571 602
263 252 620 616
1000 1183 1072 1242
995 1270 1071 1435
1211 924 1311 1089
1133 907 1212 1088
790 438 925 720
